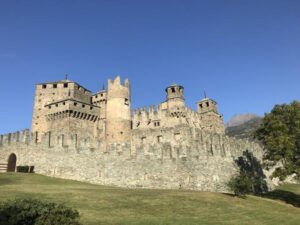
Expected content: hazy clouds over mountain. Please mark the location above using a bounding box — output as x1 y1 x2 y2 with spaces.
225 114 262 139
226 114 261 128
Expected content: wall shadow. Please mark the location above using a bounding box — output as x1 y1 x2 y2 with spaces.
262 189 300 208
235 150 268 194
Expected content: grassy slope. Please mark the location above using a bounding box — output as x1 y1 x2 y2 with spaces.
0 173 300 225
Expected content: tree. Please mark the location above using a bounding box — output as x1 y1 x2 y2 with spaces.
227 150 267 196
0 199 82 225
254 101 300 180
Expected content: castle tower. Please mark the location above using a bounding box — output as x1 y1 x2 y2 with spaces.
32 79 75 136
165 84 185 111
105 76 131 145
197 97 225 134
197 98 219 114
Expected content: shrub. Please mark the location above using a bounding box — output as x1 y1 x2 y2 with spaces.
0 199 82 225
227 172 265 196
227 172 253 196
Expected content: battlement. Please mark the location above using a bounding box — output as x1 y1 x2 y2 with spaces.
36 80 92 93
0 129 99 150
108 76 130 89
0 128 263 164
0 130 35 145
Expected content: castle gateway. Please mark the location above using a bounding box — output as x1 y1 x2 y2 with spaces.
0 76 265 192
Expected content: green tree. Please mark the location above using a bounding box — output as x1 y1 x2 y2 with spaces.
255 101 300 180
0 199 82 225
227 150 267 196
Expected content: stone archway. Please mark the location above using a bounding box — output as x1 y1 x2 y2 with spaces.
7 153 17 172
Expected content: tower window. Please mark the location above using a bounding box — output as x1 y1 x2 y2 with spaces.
74 102 77 106
199 104 203 108
42 84 47 89
64 83 68 88
124 98 129 105
53 84 57 88
171 87 176 93
206 102 209 107
154 121 160 127
82 104 85 108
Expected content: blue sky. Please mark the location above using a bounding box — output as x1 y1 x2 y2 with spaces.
0 0 299 133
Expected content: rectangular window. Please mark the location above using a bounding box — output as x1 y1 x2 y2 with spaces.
42 84 47 89
53 84 57 88
141 137 146 144
64 83 68 88
124 98 129 105
157 135 162 143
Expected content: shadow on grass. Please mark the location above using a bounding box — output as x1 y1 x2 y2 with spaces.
0 173 21 185
0 177 15 186
261 190 300 208
222 193 247 199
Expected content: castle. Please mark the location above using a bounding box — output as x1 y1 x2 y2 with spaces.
0 76 265 192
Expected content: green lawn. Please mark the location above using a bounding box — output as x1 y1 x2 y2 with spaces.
0 173 299 225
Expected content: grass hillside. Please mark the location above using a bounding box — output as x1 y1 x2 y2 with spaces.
226 117 262 139
0 173 300 225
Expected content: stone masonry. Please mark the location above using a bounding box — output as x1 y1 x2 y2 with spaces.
0 76 266 192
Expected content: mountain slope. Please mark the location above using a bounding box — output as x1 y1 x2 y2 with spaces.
226 115 262 139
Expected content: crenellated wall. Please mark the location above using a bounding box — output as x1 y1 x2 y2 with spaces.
0 128 264 192
1 76 267 192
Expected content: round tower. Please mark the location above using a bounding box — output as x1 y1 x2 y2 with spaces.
166 84 185 110
105 76 131 145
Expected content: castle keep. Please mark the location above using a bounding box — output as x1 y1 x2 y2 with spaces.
0 76 264 192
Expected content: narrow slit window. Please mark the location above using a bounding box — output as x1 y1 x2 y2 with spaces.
124 98 129 105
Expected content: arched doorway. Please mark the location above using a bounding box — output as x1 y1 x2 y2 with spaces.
7 153 17 172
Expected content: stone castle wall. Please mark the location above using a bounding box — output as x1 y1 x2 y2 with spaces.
0 129 264 192
0 76 268 192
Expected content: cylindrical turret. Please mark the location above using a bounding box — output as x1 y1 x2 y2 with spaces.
165 84 185 110
105 76 131 145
